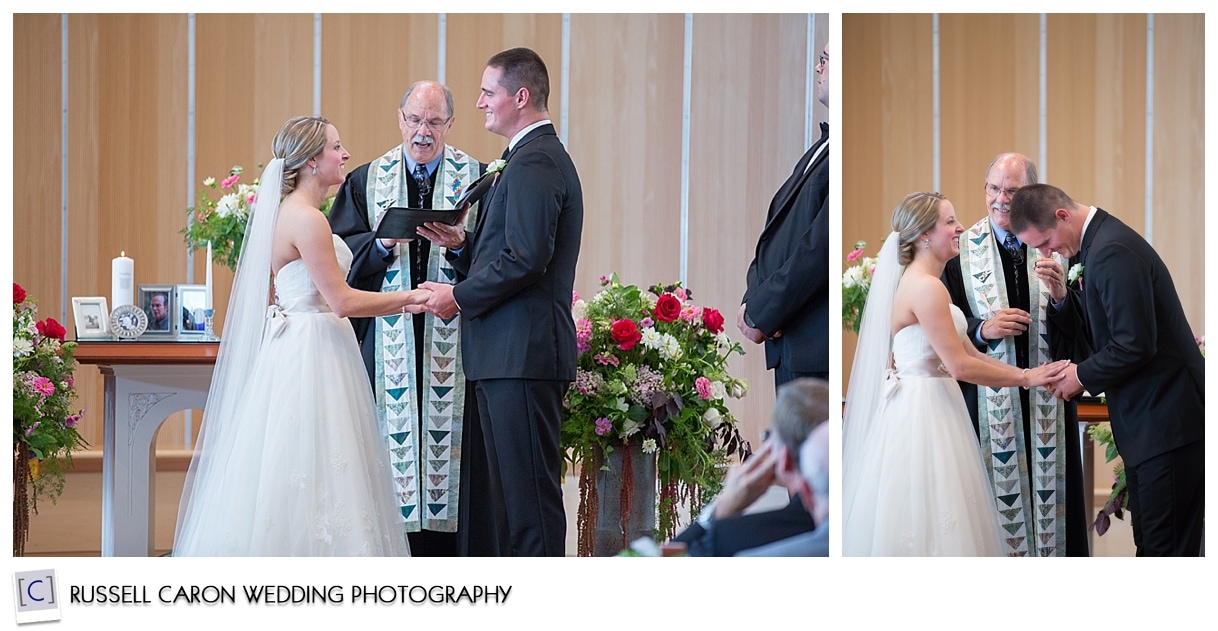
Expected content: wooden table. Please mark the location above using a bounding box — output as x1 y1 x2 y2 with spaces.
75 341 219 556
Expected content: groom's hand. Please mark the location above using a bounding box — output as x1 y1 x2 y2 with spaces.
737 304 766 344
419 281 459 319
1048 362 1085 401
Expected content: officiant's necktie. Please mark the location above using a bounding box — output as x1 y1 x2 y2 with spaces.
1004 233 1024 301
414 163 431 208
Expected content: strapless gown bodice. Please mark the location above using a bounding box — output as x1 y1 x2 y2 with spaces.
890 304 967 378
272 235 352 314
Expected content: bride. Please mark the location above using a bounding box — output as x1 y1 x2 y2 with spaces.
174 116 429 556
842 192 1067 556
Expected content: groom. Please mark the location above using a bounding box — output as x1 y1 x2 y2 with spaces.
421 47 583 556
1010 183 1204 556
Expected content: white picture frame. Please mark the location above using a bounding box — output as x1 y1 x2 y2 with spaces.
71 296 110 340
175 284 208 339
137 284 177 338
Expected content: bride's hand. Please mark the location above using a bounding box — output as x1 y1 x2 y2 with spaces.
401 288 432 314
1023 359 1069 389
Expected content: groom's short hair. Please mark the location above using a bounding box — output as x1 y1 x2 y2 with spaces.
771 378 829 468
1010 183 1076 233
487 47 550 112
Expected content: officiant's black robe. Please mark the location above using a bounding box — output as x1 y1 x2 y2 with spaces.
942 233 1091 556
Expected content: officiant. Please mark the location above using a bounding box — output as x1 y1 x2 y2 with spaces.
329 80 502 556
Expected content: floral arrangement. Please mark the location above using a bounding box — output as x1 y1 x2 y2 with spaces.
13 283 88 555
1086 422 1127 536
842 240 878 334
182 164 335 271
562 274 750 552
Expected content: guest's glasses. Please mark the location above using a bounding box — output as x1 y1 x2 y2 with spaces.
817 53 829 67
401 111 452 132
984 183 1021 199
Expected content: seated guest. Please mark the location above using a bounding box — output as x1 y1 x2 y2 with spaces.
738 421 829 556
670 377 827 556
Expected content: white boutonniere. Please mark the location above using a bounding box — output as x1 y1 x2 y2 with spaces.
1068 263 1084 285
487 159 507 175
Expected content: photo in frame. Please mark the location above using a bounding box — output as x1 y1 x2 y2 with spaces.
137 284 177 338
71 296 110 339
175 284 207 339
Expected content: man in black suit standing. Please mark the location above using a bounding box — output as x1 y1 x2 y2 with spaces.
738 40 830 387
941 153 1089 557
421 47 583 556
1011 183 1204 556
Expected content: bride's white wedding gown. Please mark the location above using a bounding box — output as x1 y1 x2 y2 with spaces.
174 235 410 556
844 304 1006 556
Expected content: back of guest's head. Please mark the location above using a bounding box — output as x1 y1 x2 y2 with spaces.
486 47 550 112
985 152 1039 185
772 378 830 469
891 191 947 266
401 80 455 119
271 115 331 195
801 422 829 499
1010 183 1075 234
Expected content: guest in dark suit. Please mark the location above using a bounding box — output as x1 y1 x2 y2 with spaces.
941 153 1089 556
420 48 582 557
738 420 829 557
671 378 827 556
739 41 830 387
1011 183 1204 556
329 80 501 556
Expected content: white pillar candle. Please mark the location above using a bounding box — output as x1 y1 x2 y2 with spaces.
112 252 134 308
205 241 214 310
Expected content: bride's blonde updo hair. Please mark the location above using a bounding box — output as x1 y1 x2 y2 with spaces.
891 191 947 266
271 116 332 196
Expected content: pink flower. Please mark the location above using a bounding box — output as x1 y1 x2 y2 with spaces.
32 376 55 397
640 317 654 329
594 417 613 436
680 305 700 322
594 353 619 367
576 318 593 354
26 421 41 437
674 287 688 301
221 174 240 189
65 413 82 428
695 376 713 399
847 247 865 263
571 290 580 306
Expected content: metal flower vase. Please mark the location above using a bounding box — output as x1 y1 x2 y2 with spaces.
591 441 657 556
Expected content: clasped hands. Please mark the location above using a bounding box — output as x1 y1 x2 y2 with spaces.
388 207 470 320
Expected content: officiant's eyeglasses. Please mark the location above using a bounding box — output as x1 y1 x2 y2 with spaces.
401 111 452 132
985 183 1021 198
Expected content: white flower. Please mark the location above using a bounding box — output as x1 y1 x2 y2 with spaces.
715 331 731 350
202 176 216 187
660 334 682 360
1068 263 1084 284
620 418 641 438
842 265 864 288
13 338 33 357
487 159 507 175
571 299 587 320
703 407 723 429
641 438 658 454
709 380 727 400
614 397 629 413
640 328 665 350
216 193 240 218
729 379 749 399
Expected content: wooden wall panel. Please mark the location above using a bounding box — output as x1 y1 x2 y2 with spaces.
566 14 684 296
1152 14 1205 334
841 14 935 393
321 14 438 168
689 14 817 442
445 14 564 166
1046 14 1146 219
939 14 1040 206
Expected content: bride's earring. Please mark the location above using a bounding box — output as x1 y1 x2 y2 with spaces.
310 163 318 176
923 239 930 249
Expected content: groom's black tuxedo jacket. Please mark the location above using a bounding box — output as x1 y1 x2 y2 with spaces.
1074 208 1204 468
742 123 830 374
449 124 583 382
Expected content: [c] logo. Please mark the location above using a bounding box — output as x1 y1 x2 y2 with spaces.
12 569 61 624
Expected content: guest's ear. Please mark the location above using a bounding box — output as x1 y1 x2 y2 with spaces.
774 444 799 487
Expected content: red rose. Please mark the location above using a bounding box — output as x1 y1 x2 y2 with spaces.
14 283 26 304
702 307 725 334
610 319 642 350
654 294 682 322
37 318 67 342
